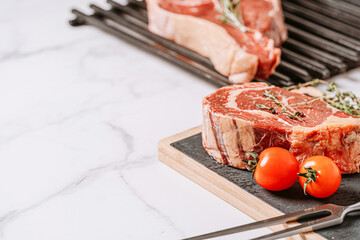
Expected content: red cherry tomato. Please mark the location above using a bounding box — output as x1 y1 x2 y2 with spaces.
298 156 341 198
254 147 299 191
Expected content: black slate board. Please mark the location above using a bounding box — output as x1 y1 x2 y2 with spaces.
171 133 360 240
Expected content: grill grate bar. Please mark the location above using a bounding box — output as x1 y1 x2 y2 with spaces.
287 24 360 64
277 61 312 83
71 8 231 87
287 0 360 28
342 0 360 7
70 0 360 87
284 11 360 53
107 0 148 23
282 38 347 74
281 48 330 79
267 72 293 87
283 1 360 41
127 0 147 10
313 0 360 17
90 4 215 69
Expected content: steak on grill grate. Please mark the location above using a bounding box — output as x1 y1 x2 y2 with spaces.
241 0 287 47
202 82 360 174
146 0 283 83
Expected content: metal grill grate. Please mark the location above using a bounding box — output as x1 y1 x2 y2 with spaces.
70 0 360 87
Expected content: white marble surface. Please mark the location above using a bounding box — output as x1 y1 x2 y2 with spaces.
1 0 360 239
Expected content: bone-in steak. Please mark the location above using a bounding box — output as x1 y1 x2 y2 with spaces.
146 0 282 83
202 82 360 174
241 0 287 46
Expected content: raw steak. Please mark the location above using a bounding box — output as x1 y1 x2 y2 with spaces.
241 0 287 46
202 82 360 174
146 0 282 83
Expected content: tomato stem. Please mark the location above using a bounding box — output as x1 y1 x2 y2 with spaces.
243 151 258 175
297 167 317 195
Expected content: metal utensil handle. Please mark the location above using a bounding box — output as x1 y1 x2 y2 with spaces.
346 202 360 213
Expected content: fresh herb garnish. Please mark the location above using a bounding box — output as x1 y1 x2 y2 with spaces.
289 111 305 119
284 78 322 90
286 79 360 117
290 98 317 108
256 104 276 114
216 0 254 33
257 90 306 120
297 167 317 195
242 151 258 176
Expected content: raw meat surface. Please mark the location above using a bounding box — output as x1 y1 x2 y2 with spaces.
202 83 360 174
146 0 282 82
241 0 287 46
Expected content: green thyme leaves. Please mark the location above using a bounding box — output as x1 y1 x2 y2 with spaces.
256 90 306 120
285 79 360 117
216 0 254 33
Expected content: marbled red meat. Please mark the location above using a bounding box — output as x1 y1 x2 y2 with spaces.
158 0 214 16
146 0 284 82
241 0 287 46
202 82 360 174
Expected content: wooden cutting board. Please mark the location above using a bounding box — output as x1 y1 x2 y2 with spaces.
158 126 360 240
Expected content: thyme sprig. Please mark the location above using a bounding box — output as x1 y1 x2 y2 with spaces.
290 99 317 108
256 104 276 114
216 0 255 33
297 167 317 195
285 79 360 117
285 78 325 91
258 90 305 120
242 151 258 176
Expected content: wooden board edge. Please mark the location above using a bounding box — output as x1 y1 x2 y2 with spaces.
158 127 326 240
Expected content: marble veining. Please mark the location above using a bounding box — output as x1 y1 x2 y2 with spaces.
1 0 360 239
